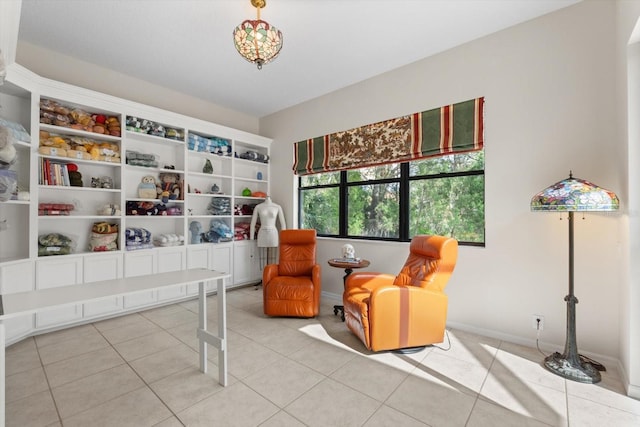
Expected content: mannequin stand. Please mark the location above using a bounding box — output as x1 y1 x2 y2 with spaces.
255 247 277 289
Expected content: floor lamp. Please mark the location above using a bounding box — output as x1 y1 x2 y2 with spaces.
530 172 619 384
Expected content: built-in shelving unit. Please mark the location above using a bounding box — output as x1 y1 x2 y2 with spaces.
0 64 271 344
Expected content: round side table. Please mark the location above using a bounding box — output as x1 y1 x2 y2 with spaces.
327 258 370 321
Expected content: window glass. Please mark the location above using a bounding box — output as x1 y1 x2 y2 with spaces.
300 171 340 187
347 182 400 238
409 175 484 243
410 151 484 176
347 163 401 182
300 187 339 235
298 150 485 245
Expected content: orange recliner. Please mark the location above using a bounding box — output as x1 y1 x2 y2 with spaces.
263 229 321 318
343 235 458 352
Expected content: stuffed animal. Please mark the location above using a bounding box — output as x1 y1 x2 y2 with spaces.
138 175 157 199
157 172 181 203
0 125 17 169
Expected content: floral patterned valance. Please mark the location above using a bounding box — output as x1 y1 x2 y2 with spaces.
293 97 484 175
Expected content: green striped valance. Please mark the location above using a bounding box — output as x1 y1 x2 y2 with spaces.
293 97 484 175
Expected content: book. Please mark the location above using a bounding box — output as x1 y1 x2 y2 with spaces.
331 257 362 264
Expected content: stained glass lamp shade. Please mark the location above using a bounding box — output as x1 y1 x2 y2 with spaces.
530 172 619 383
233 0 283 70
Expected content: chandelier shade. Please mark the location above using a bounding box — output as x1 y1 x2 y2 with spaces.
233 0 283 70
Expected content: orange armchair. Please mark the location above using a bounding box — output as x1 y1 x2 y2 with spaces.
343 235 458 352
263 229 321 317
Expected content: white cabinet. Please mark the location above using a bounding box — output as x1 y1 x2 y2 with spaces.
186 243 232 294
157 246 186 301
83 252 124 318
233 240 260 286
123 249 157 308
35 256 84 328
0 260 35 342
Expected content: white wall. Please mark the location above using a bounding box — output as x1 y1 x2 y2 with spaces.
15 41 260 135
261 0 631 374
618 0 640 399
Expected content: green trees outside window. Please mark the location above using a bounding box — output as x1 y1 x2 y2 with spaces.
299 151 484 245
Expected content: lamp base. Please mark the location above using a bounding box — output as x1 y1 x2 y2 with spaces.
543 352 601 384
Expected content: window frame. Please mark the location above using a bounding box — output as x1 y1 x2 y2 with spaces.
298 155 485 246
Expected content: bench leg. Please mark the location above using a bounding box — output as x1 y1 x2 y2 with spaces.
217 277 227 386
197 278 227 386
198 281 208 374
1 321 5 427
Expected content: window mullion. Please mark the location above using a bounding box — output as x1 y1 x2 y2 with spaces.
339 170 348 236
399 163 409 240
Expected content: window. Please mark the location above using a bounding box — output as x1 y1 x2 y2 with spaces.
299 151 484 245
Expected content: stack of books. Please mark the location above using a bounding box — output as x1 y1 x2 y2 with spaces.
331 257 362 264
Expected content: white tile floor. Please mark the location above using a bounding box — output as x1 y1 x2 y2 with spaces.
5 286 640 426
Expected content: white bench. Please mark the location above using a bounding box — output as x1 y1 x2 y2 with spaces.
0 268 230 427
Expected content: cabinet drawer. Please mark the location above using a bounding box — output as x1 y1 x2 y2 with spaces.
36 256 83 289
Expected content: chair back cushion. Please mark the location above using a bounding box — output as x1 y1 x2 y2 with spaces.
393 235 458 291
278 229 317 277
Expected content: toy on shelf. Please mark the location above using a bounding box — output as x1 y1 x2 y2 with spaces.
138 175 157 199
157 172 181 203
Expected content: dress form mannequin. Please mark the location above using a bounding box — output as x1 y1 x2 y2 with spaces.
250 197 286 275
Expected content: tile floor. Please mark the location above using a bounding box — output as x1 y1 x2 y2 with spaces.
5 286 640 426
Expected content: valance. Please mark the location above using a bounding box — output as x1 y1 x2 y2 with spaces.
293 97 484 175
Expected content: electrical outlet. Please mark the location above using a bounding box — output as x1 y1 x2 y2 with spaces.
532 314 544 331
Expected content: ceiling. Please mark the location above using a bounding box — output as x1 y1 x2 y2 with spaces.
18 0 580 118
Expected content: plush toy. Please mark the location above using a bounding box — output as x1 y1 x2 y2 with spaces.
138 175 157 199
157 172 181 203
0 125 17 169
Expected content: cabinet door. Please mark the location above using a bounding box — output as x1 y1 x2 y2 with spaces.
83 253 124 318
186 244 210 295
0 260 35 342
213 244 232 290
123 250 157 308
233 241 260 286
157 247 186 300
35 256 83 328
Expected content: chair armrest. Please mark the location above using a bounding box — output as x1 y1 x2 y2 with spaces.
345 272 396 292
263 264 279 286
311 264 321 287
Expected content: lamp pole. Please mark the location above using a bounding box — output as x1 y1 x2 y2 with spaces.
543 211 601 383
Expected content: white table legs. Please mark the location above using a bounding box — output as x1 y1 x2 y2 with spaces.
196 278 227 386
0 321 5 427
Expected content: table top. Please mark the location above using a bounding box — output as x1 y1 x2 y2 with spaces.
327 258 370 269
0 268 230 319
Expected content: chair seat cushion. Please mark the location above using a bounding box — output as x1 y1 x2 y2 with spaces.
264 276 315 302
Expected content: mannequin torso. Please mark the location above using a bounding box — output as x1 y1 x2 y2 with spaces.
250 197 286 247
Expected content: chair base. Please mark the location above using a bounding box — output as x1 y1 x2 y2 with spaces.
393 346 427 354
333 304 345 321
